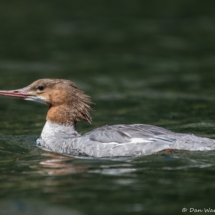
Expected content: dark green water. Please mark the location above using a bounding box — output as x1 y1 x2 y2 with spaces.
1 1 215 214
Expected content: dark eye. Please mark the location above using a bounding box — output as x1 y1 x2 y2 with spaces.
38 86 44 91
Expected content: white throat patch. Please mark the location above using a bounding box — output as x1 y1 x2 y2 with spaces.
25 96 46 104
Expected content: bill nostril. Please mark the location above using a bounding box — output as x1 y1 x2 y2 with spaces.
13 91 19 94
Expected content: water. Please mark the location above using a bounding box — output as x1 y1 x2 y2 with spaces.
1 1 215 214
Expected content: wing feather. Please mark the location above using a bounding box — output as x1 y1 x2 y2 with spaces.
86 124 175 144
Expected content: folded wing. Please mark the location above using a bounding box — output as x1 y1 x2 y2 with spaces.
86 124 176 144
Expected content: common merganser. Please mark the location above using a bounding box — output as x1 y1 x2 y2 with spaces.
0 79 215 157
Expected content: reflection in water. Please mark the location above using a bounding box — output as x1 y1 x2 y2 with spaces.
38 152 87 176
36 150 215 177
38 152 137 176
89 167 137 176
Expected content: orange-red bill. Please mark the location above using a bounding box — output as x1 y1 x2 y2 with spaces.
0 87 30 99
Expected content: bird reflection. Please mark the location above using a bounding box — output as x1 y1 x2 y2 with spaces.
38 152 86 176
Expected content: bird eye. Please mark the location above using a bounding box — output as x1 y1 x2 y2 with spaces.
38 86 44 91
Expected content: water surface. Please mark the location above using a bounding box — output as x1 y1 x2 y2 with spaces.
1 1 215 214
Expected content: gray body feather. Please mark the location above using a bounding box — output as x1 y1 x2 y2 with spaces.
36 121 215 157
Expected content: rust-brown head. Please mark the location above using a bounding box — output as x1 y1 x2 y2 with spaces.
0 79 93 125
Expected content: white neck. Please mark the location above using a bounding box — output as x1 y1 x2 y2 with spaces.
41 120 80 142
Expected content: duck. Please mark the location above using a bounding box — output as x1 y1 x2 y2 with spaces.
0 78 215 157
